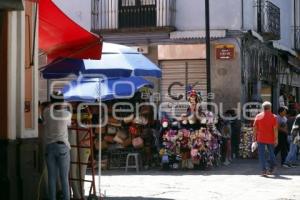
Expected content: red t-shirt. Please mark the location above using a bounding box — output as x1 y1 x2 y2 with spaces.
254 111 278 144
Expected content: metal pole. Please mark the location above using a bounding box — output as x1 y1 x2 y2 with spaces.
294 0 296 49
257 0 261 32
205 0 211 104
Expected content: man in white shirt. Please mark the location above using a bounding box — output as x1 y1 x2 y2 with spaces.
43 93 71 200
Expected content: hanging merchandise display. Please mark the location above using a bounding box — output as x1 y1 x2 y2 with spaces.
239 124 255 159
159 89 222 170
160 116 221 170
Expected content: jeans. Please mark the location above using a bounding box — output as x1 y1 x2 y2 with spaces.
258 143 276 171
46 143 70 200
274 132 289 165
231 133 240 158
285 143 298 164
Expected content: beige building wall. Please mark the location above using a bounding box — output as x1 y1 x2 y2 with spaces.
7 1 39 139
211 38 242 113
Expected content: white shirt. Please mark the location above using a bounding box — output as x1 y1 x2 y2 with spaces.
279 95 285 107
43 107 72 149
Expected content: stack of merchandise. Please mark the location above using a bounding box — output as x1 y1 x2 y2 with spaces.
95 105 158 169
239 124 254 159
96 117 130 151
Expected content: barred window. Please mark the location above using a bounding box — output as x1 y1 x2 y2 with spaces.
120 0 155 7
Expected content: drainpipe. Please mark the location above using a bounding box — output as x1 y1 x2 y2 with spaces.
241 0 245 119
294 0 296 49
241 0 244 30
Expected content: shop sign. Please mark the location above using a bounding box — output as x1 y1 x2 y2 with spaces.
215 44 235 60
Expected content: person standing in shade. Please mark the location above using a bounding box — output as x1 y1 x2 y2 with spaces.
274 106 289 167
253 101 278 176
229 109 241 159
283 112 300 167
43 93 72 200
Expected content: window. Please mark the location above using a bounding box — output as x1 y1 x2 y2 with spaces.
118 0 157 28
120 0 155 7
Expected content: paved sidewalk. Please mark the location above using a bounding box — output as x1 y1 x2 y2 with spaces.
86 159 300 200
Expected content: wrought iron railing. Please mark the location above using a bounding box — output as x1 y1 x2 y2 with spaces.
91 0 176 32
255 0 280 40
293 26 300 51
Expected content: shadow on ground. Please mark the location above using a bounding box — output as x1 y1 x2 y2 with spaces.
104 197 174 200
90 159 300 177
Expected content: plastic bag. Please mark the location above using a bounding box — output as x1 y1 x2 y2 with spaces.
251 142 258 152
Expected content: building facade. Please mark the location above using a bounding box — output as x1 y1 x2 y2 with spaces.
0 0 299 199
53 0 92 31
86 0 300 115
0 1 40 199
242 0 300 113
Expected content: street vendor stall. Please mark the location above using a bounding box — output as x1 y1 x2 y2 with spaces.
40 42 162 198
60 76 155 199
159 89 222 170
61 76 157 168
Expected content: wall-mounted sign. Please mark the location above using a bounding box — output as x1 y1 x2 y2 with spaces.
25 100 31 113
215 44 235 60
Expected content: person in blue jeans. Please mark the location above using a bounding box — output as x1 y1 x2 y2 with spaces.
274 106 289 166
284 113 300 167
253 101 278 176
43 93 72 200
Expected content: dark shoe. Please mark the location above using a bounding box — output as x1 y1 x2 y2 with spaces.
261 170 268 177
282 163 292 168
291 163 298 166
56 191 64 200
267 167 275 175
290 164 297 168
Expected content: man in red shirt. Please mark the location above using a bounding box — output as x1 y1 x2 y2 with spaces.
253 101 278 176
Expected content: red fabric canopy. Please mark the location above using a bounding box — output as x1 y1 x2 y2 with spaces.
39 0 102 62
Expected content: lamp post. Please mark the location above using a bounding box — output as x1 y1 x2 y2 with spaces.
205 0 211 105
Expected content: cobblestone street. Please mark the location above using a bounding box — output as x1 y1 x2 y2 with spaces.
86 159 300 200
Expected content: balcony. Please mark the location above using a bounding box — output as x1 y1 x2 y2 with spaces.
91 0 176 33
293 26 300 51
255 0 280 40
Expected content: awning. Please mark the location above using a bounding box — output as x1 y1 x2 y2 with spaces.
39 0 102 62
288 55 300 73
170 30 226 40
250 30 264 42
0 0 24 10
273 42 297 57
